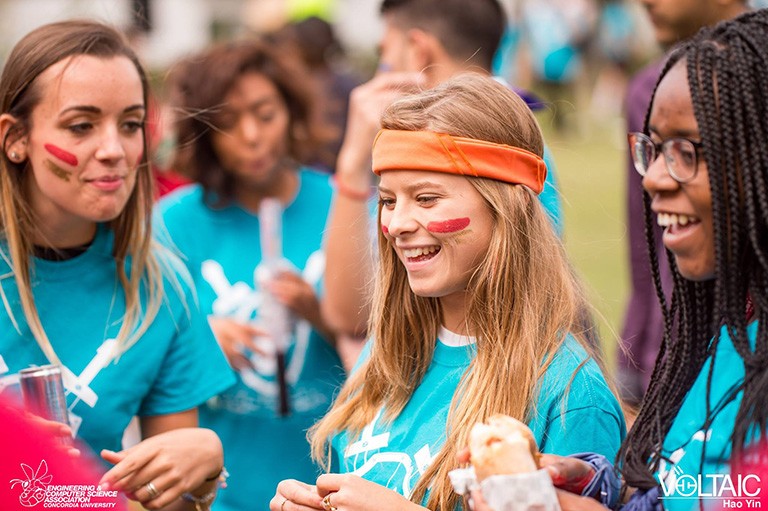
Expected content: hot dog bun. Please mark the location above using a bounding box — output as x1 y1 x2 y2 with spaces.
469 415 540 480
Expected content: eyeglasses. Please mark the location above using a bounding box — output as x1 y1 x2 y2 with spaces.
628 132 704 183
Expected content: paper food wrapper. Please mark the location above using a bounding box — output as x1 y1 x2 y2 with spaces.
448 466 561 511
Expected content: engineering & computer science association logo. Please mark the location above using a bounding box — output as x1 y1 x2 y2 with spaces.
10 461 51 507
9 460 119 509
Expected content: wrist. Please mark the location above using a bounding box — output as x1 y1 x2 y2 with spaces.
183 467 228 510
332 174 373 202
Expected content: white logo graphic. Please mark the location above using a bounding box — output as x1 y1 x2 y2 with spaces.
657 429 762 507
344 410 438 497
0 340 119 438
203 252 323 393
10 460 51 507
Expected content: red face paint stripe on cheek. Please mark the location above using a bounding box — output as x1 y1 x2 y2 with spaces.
381 225 389 234
427 217 470 233
44 144 78 166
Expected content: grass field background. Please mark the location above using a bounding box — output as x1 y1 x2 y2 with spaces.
540 114 631 371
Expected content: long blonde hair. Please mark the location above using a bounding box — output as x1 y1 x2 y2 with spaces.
0 21 175 365
310 74 599 510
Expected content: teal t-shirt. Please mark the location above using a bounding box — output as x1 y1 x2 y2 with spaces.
0 225 235 455
332 328 625 498
655 322 761 511
158 168 346 511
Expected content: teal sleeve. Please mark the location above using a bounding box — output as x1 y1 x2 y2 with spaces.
540 145 563 237
530 338 626 460
538 405 625 461
139 283 236 416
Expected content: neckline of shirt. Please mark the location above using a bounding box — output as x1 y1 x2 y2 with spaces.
437 326 476 347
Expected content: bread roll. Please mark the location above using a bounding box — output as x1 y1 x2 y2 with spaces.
469 415 540 480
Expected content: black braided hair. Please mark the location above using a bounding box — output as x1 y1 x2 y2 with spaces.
619 9 768 491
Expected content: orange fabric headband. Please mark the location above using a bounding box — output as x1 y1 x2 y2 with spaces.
371 129 547 194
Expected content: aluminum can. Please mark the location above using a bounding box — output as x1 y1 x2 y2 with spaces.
19 364 70 425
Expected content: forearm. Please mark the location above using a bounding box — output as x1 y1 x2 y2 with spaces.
322 148 375 337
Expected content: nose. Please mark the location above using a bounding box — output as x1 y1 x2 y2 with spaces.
642 151 678 196
383 202 418 237
94 126 127 162
236 113 260 146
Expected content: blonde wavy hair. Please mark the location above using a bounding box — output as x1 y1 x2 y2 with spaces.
0 21 181 365
310 74 600 509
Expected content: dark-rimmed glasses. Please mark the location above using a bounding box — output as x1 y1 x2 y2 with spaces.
628 132 704 183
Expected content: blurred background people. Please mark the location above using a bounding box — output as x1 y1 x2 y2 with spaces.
268 16 363 172
160 38 345 511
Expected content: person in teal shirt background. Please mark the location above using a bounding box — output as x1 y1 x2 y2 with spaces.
160 39 345 511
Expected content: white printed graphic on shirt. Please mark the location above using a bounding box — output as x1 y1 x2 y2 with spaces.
344 409 438 497
0 340 119 437
59 339 119 436
0 354 19 391
657 429 712 491
203 250 325 413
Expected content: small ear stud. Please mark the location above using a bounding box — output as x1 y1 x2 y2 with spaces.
9 151 19 162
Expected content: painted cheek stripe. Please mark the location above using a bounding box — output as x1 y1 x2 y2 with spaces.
44 143 78 166
427 217 470 233
381 225 389 234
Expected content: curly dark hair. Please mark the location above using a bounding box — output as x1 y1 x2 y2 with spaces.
170 38 330 206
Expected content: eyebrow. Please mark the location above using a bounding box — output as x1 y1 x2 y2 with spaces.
378 180 448 194
60 104 145 115
221 96 281 113
648 126 701 139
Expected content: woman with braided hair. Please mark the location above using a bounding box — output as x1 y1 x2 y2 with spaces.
500 9 768 511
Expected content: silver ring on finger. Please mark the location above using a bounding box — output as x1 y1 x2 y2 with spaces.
281 497 289 511
145 481 161 499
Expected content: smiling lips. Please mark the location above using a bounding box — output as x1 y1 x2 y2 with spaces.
403 246 441 262
385 217 470 263
656 212 701 237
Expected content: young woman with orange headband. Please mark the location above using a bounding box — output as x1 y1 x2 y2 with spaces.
271 73 625 511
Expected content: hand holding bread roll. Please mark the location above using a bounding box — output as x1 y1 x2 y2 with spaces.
469 415 540 481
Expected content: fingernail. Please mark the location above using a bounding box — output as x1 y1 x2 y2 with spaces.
98 482 110 491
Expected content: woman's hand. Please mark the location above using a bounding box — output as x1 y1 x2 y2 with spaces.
98 426 223 510
208 316 268 370
539 454 596 495
336 72 425 189
266 271 326 333
271 479 324 511
315 474 424 511
24 414 80 457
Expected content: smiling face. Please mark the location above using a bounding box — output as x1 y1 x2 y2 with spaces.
22 54 144 245
642 60 714 281
210 71 291 192
379 170 494 311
